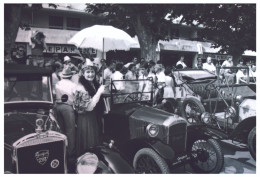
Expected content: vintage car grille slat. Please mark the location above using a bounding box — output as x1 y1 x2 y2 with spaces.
168 122 187 154
15 136 65 148
13 131 67 174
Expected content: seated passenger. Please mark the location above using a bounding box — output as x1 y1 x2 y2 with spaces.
202 57 216 75
221 57 235 84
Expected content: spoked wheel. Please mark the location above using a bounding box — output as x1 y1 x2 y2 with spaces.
181 98 205 124
123 92 142 103
133 148 169 174
248 127 256 160
189 139 224 173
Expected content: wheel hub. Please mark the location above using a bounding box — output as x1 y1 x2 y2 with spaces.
196 149 210 162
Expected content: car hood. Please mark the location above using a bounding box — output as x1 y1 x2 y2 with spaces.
130 106 186 126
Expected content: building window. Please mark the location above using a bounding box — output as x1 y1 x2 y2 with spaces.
49 16 63 29
66 17 80 30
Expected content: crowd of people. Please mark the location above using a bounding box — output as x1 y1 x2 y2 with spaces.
5 50 256 171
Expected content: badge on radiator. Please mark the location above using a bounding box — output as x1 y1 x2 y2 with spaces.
35 150 49 165
50 159 59 168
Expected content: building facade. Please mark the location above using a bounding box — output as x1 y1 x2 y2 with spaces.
14 4 255 67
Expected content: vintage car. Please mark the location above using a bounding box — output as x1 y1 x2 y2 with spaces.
169 66 256 160
101 78 224 174
4 64 134 174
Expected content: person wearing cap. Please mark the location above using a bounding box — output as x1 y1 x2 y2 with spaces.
73 61 106 155
55 67 77 168
64 55 79 73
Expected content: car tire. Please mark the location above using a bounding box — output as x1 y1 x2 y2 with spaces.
248 127 256 160
189 138 224 173
133 148 170 174
181 97 205 124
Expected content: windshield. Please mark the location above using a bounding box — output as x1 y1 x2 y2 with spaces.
105 78 153 104
173 70 216 80
4 75 52 103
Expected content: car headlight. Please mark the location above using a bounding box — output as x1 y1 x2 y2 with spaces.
146 123 159 137
201 112 211 124
76 152 99 174
235 95 243 104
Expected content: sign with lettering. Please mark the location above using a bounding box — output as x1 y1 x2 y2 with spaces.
43 45 97 56
43 45 78 54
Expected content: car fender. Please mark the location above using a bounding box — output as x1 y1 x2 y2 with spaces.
186 124 217 142
229 116 256 140
239 99 256 120
146 140 176 162
88 146 134 174
118 139 175 163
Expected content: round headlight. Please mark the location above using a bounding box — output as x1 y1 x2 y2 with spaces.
76 152 98 174
235 95 243 103
226 106 236 118
201 112 211 124
146 124 159 137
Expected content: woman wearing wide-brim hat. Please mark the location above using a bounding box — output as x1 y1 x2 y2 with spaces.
72 59 106 155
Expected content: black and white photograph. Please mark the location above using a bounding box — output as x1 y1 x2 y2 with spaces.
3 1 257 174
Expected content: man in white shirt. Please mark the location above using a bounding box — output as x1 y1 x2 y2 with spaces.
104 61 116 79
111 63 124 91
176 55 187 69
203 57 216 75
55 67 77 166
125 64 137 80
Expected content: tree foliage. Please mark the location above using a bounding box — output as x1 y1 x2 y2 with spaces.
4 4 43 57
173 4 256 58
86 4 181 60
86 4 256 62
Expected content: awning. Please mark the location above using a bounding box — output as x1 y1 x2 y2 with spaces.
15 27 222 54
16 27 78 44
243 50 256 56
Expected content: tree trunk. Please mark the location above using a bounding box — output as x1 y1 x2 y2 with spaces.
4 4 23 57
132 14 159 62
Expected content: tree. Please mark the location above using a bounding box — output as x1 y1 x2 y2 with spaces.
4 4 23 58
4 4 43 59
176 4 256 63
86 4 182 61
86 4 256 64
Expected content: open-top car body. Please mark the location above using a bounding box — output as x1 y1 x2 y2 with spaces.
171 66 256 160
102 78 224 173
4 64 134 174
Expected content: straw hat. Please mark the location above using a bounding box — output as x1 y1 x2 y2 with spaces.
59 67 74 78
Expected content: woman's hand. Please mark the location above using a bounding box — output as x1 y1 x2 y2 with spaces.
97 85 106 95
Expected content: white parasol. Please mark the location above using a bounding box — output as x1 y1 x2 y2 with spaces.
68 25 137 58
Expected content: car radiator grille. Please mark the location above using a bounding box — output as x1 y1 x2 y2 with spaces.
168 122 187 154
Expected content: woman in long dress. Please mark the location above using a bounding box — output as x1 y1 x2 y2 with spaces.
73 63 105 155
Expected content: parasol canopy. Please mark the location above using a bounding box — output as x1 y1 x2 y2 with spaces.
67 25 137 52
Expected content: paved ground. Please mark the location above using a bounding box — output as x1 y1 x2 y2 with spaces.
172 140 256 174
219 140 256 174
